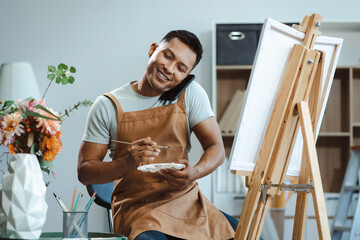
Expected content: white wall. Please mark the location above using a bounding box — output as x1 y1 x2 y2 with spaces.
0 0 359 233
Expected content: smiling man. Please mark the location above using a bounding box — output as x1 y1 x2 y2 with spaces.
77 30 237 240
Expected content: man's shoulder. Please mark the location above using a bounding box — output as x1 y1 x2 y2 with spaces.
88 83 130 114
109 82 132 98
185 81 209 102
95 83 132 105
187 80 204 92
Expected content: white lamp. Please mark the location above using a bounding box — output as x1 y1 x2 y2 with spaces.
0 62 41 102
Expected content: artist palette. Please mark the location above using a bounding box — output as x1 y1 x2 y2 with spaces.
137 163 186 173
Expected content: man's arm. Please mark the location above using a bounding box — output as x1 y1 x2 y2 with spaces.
192 116 225 178
78 138 161 185
77 141 135 185
160 116 225 189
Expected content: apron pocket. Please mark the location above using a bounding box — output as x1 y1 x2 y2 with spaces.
153 184 207 220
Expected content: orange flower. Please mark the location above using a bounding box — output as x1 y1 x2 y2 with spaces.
40 135 62 161
35 107 61 135
0 112 24 146
55 131 62 138
8 144 15 155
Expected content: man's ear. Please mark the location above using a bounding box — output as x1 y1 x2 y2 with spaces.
148 43 158 58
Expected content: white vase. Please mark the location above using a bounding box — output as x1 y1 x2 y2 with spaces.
0 153 48 239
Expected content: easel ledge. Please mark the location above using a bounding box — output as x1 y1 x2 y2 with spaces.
230 170 299 183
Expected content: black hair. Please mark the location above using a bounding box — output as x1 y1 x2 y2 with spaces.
161 30 203 69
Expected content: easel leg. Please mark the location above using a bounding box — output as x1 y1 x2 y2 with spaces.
248 195 272 240
234 176 262 239
292 151 310 240
271 192 287 239
292 54 323 239
298 101 331 240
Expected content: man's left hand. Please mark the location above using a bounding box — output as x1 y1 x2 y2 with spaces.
160 159 199 190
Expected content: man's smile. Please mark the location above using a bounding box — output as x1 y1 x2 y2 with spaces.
157 69 170 82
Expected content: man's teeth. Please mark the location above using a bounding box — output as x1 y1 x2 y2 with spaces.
159 71 169 80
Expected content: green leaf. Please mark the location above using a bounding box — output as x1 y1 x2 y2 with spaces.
62 77 68 85
3 100 15 108
22 97 34 102
68 76 75 84
30 143 35 154
58 63 68 71
55 76 61 84
33 104 61 120
39 156 54 177
14 139 23 147
80 99 93 107
33 142 39 152
37 155 43 164
20 112 28 119
17 103 27 113
42 160 54 169
69 66 76 73
28 110 60 121
40 165 50 174
47 73 55 80
55 69 63 76
48 65 56 72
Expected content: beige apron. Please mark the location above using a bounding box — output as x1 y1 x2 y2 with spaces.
104 90 235 240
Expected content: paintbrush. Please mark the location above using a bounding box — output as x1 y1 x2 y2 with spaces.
111 139 169 149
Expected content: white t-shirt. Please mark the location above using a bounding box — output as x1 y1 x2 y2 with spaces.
82 81 214 159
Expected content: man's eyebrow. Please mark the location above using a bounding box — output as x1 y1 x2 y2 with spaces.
164 48 189 71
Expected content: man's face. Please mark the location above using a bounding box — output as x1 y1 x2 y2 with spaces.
145 37 197 95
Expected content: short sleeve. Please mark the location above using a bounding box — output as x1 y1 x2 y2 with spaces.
185 81 215 130
82 96 113 144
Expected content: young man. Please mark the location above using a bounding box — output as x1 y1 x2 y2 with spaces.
78 30 237 240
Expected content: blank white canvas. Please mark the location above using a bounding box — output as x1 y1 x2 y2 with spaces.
229 18 343 177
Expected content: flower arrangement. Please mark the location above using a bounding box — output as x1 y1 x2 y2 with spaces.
0 63 91 181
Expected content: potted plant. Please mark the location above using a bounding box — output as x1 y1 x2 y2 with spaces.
0 63 91 239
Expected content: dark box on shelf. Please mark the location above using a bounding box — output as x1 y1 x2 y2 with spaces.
216 24 262 65
216 23 298 66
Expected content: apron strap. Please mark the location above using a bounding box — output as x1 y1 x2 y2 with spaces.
177 89 186 104
104 92 123 115
104 93 123 152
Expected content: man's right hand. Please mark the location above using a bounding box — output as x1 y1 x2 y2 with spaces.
130 137 161 166
77 137 161 185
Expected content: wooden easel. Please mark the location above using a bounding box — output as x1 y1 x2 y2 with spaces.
234 14 331 240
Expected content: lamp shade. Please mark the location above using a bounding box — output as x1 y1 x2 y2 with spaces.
0 62 41 102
